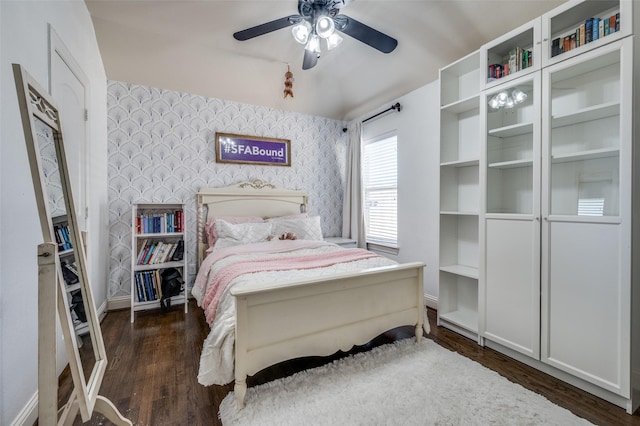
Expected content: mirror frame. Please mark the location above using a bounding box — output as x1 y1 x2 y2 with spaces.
13 64 129 425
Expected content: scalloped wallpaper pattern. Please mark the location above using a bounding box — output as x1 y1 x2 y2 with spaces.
107 81 347 298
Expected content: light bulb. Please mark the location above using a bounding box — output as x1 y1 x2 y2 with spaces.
326 32 343 50
488 96 500 109
292 21 311 44
512 88 527 104
316 16 335 39
496 91 508 106
504 97 515 108
305 34 321 55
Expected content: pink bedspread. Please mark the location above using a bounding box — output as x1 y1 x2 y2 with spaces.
201 244 380 325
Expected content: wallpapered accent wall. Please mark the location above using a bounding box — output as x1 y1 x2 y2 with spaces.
107 81 347 298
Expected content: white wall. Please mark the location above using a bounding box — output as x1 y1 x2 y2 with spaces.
0 2 107 424
359 81 440 306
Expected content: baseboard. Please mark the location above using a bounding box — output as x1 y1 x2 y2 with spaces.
107 295 130 311
424 294 438 310
9 390 38 426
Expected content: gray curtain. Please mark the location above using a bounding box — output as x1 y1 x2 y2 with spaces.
342 121 366 247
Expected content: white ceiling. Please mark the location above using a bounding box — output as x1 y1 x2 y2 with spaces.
85 0 565 121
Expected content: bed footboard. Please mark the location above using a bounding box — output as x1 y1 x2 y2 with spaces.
230 261 425 409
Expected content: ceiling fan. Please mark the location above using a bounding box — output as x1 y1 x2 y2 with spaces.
233 0 398 70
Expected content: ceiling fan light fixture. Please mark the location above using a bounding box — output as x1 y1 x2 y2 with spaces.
326 32 343 50
316 16 335 38
305 34 321 55
292 21 311 44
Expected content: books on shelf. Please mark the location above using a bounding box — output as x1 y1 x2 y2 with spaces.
136 209 184 234
551 12 620 58
487 46 533 82
136 240 183 265
134 270 165 302
62 261 79 285
54 223 72 251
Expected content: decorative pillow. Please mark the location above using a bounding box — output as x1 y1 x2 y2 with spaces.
270 216 323 241
266 213 309 221
205 216 264 247
214 219 273 249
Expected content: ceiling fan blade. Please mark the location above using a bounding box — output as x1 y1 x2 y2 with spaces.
233 15 300 41
302 49 318 70
336 15 398 54
331 0 355 9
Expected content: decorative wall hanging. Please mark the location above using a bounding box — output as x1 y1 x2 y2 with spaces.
284 65 294 98
216 132 291 166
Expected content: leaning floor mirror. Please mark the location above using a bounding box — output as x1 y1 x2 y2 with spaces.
13 64 131 425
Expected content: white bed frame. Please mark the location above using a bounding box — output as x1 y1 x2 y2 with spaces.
197 180 426 409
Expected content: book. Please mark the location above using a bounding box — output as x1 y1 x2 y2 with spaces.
136 239 149 264
143 241 157 264
599 19 604 39
172 240 184 261
135 272 145 301
579 23 586 46
148 242 163 264
616 13 619 32
585 18 593 43
155 270 163 299
62 261 79 285
551 38 560 57
610 15 616 34
592 17 600 41
604 17 609 36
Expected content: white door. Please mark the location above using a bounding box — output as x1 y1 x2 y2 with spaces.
540 38 631 397
49 26 90 375
51 37 88 232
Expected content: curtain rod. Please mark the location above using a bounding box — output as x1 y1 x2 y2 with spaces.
342 102 402 132
362 102 402 123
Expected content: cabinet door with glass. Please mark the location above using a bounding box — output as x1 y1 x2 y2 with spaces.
540 37 632 396
480 73 541 358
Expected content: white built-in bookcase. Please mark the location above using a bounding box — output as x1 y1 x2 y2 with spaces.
437 50 481 341
439 0 638 414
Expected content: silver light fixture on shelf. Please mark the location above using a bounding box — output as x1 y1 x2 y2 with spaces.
488 88 528 109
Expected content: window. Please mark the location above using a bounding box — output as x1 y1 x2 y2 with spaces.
363 133 398 249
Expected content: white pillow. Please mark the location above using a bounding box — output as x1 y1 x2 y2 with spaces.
270 216 323 241
214 219 273 248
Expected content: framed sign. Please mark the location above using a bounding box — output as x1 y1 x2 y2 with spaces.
215 132 291 166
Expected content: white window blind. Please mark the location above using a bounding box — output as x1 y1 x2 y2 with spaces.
363 134 398 248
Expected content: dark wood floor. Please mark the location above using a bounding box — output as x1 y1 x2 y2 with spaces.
55 300 639 425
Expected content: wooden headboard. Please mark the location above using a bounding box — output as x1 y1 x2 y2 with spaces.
196 179 308 266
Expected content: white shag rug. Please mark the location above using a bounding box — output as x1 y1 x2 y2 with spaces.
219 338 594 426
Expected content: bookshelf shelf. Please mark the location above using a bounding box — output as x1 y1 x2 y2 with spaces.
439 211 479 216
440 264 479 280
438 308 479 334
551 147 619 164
551 102 619 128
488 122 534 138
131 203 188 323
488 159 534 169
441 94 480 114
440 158 479 168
